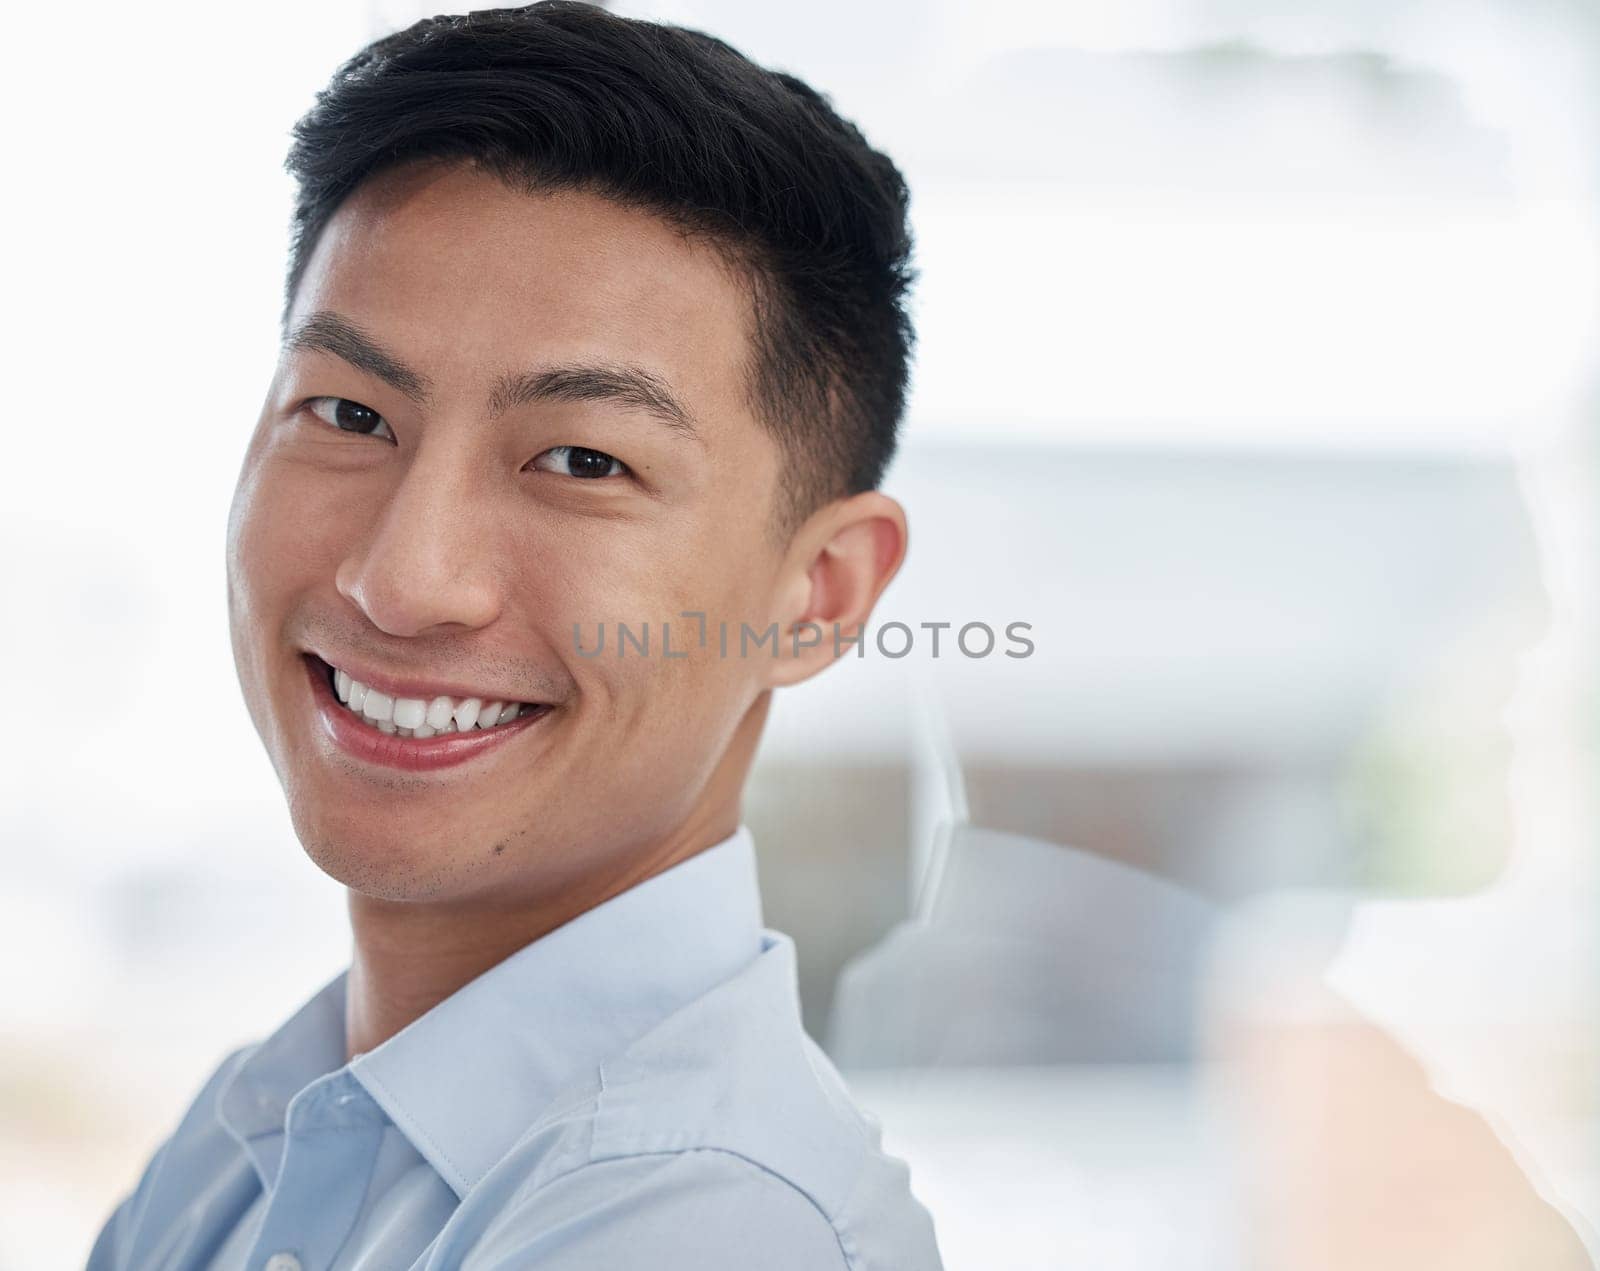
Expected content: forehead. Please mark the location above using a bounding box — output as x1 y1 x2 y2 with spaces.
290 161 755 413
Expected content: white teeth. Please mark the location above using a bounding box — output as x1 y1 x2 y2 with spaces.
326 665 532 739
392 697 427 729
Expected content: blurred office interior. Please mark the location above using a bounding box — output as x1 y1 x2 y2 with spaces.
3 0 1598 1266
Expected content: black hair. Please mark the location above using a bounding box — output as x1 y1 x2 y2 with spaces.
283 1 916 530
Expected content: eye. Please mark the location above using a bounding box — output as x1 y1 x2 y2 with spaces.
304 396 395 442
530 445 629 480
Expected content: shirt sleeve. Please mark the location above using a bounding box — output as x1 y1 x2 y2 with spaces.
460 1148 850 1271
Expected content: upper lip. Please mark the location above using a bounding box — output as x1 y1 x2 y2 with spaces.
306 651 535 705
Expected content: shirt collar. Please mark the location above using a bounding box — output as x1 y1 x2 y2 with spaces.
214 966 349 1187
220 825 765 1198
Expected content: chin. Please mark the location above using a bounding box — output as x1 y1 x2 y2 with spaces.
288 797 490 903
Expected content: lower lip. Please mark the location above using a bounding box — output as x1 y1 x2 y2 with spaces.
304 655 549 772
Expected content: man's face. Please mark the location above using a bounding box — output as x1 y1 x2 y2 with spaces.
227 161 792 905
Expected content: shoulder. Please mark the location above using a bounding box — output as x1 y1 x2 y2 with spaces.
459 1147 850 1269
452 934 943 1271
88 1044 260 1270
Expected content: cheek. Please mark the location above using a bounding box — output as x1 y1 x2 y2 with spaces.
539 538 760 744
539 532 768 713
583 607 766 754
551 503 773 704
576 653 749 816
543 518 768 626
229 451 376 601
226 451 294 749
226 451 291 662
226 451 378 707
502 511 708 648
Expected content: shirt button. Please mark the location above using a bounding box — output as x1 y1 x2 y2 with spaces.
264 1254 302 1271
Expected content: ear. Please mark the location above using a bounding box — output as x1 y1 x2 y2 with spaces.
763 490 908 688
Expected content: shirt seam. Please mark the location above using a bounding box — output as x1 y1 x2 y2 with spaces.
548 1145 854 1269
353 1062 473 1197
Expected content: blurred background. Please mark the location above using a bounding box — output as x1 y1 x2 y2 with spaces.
3 0 1597 1266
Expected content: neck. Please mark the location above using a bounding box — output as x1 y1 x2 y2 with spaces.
342 691 770 1060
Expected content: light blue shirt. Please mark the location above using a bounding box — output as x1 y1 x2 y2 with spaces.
88 828 943 1270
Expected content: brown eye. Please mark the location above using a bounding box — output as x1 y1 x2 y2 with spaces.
306 397 395 441
531 445 627 479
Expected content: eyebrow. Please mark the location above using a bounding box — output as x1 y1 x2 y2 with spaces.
286 311 431 403
284 310 700 440
488 363 698 439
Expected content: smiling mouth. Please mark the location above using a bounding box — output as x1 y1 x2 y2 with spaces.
307 654 545 738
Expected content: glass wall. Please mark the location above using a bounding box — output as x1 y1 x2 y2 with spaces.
4 1 1595 1264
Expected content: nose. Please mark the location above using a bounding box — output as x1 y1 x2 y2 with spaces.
335 448 502 638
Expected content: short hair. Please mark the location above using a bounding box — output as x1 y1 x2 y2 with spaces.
283 1 916 531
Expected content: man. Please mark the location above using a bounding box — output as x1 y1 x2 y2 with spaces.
89 3 939 1268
